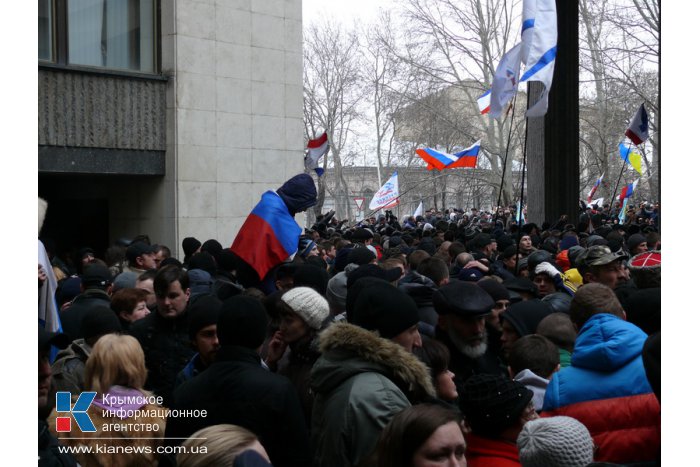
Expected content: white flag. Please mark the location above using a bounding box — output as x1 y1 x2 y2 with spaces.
489 42 523 118
369 172 399 211
520 0 558 117
414 201 423 218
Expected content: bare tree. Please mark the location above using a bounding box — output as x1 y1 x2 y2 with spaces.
303 20 364 220
383 0 526 207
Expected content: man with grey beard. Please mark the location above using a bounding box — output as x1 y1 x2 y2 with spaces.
433 281 508 386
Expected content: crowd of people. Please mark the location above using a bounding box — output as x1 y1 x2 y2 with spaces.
38 174 661 466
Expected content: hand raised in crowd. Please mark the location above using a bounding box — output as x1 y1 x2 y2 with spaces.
265 331 287 370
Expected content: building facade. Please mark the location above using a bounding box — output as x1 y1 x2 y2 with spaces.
39 0 304 261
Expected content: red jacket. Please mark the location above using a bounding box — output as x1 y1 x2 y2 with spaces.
466 433 521 467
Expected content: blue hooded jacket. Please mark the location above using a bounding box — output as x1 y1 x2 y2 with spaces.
277 174 317 214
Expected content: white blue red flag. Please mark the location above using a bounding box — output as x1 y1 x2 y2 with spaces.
369 172 399 210
416 141 481 170
625 104 649 146
477 90 491 114
618 179 639 203
305 131 329 172
520 0 558 117
231 191 303 279
587 172 604 204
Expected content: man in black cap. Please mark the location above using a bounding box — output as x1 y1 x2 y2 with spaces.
433 281 507 386
39 327 78 466
130 265 194 407
123 241 158 275
166 295 311 467
499 299 555 361
59 263 113 340
51 306 122 394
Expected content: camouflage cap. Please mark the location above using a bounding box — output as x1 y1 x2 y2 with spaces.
576 245 629 269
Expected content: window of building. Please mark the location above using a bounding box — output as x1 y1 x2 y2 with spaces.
39 0 157 74
39 0 54 61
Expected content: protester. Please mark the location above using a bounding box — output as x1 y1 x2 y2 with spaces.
48 334 167 466
364 404 466 467
130 265 194 407
460 374 537 466
59 263 113 340
541 283 661 463
110 287 150 330
166 295 312 467
507 335 560 411
517 416 595 467
178 424 272 467
310 282 434 467
265 286 329 424
174 295 222 388
51 306 122 394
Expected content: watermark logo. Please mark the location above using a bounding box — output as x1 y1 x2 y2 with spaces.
55 392 97 432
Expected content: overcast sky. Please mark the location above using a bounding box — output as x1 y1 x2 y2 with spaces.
303 0 396 27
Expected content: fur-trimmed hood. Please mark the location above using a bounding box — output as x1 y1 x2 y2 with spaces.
311 322 435 400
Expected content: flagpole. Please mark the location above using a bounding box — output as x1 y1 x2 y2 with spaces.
610 141 633 213
495 92 519 224
512 93 530 273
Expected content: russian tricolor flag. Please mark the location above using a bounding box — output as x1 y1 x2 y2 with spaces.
618 179 639 203
231 191 302 280
416 140 481 170
477 91 491 115
587 172 604 203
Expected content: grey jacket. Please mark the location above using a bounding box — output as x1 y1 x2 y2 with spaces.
310 323 435 467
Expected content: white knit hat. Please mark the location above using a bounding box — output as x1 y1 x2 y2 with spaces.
517 416 594 467
281 287 330 330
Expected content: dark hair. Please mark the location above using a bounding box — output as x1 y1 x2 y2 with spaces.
536 312 577 352
154 265 190 297
508 335 559 378
367 404 463 467
137 269 158 282
447 241 466 260
407 250 430 271
569 283 624 329
417 257 449 286
111 288 149 315
154 244 171 258
413 337 451 380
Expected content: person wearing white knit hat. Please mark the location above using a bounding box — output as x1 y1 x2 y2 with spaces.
517 416 594 467
265 286 330 425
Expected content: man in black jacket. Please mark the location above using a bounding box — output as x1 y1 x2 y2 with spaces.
166 295 312 467
130 265 194 407
59 263 113 340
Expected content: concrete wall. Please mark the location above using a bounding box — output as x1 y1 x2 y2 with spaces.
165 0 304 256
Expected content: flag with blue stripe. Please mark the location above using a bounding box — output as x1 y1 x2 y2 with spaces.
520 0 558 117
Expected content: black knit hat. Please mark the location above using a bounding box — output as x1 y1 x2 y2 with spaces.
293 263 329 295
182 237 202 258
347 247 376 266
82 264 112 287
188 252 217 275
500 299 554 338
346 264 402 289
627 233 647 252
217 296 268 348
351 281 419 339
80 306 122 340
188 295 223 340
459 374 533 437
201 239 223 258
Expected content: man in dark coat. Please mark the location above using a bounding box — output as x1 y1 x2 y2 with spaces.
166 295 312 467
130 265 194 407
433 281 507 387
59 263 113 340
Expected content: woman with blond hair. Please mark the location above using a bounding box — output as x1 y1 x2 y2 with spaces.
49 334 167 466
178 424 272 467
